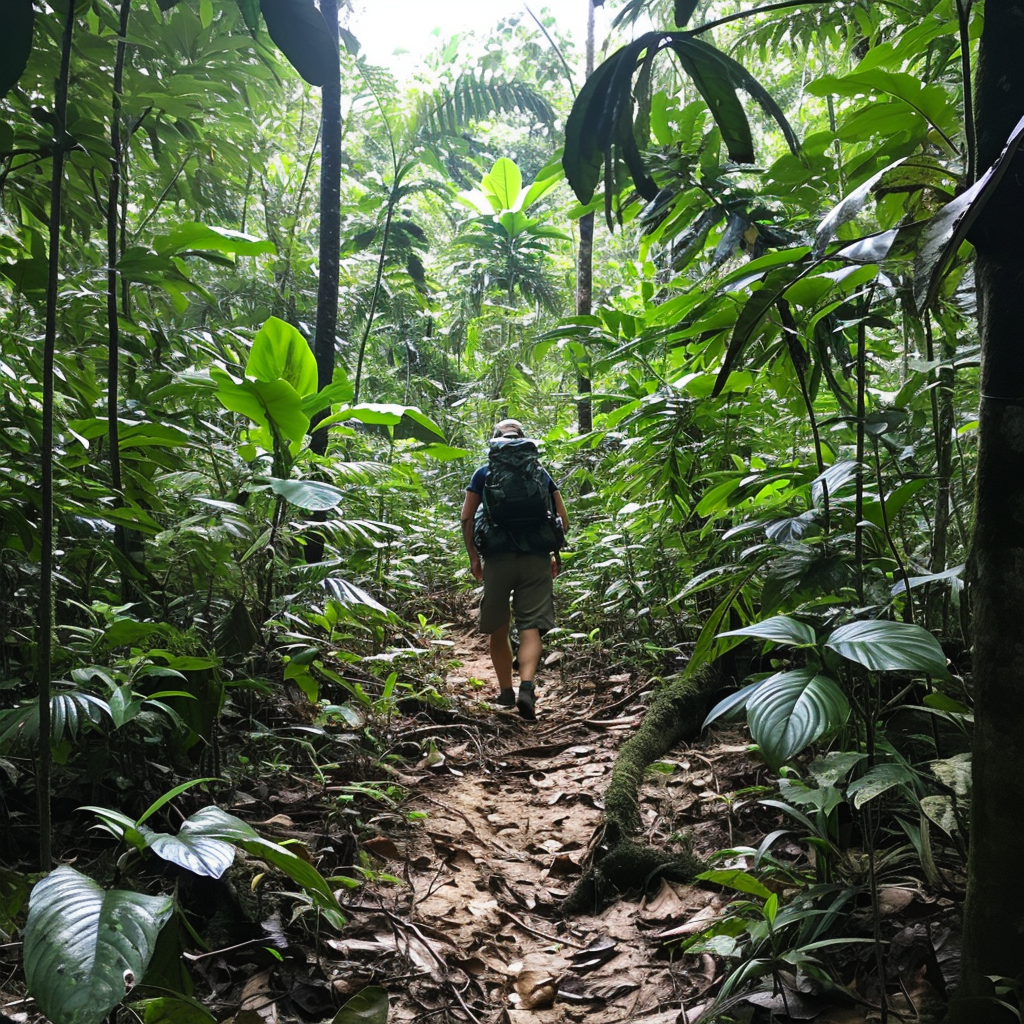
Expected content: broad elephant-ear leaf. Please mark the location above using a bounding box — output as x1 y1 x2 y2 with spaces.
824 619 950 678
744 669 850 770
914 111 1024 313
25 866 174 1024
1 0 34 99
259 0 338 87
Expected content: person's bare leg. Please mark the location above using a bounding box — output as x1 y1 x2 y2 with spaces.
490 619 514 693
516 627 542 720
517 627 542 684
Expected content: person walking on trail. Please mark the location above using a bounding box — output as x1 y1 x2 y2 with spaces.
460 419 569 721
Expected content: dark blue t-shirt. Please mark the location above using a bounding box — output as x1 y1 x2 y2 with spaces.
467 466 558 495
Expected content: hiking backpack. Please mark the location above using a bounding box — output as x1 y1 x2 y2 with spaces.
473 438 564 555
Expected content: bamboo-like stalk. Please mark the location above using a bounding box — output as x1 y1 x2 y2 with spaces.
39 0 78 873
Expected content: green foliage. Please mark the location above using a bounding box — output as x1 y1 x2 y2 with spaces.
25 867 174 1024
0 0 34 98
706 615 949 770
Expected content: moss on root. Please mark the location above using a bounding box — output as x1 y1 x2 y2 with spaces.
563 670 716 915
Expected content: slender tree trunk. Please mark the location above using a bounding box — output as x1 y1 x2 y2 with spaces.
107 0 131 599
950 2 1024 1017
39 0 77 873
575 0 595 435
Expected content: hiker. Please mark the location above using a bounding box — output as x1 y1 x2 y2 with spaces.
460 419 569 720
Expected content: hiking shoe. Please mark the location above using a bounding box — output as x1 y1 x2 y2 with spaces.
496 688 516 708
516 681 537 721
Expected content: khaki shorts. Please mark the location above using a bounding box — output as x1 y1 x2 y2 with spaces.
479 553 554 635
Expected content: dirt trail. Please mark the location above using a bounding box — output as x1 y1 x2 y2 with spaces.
329 630 744 1024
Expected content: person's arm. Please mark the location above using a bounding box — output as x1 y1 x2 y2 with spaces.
552 489 568 534
460 489 483 580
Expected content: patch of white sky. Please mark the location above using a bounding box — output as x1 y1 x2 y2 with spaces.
346 0 614 77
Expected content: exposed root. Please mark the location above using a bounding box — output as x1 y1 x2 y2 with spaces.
563 668 717 914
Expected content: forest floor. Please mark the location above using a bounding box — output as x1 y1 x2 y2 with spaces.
0 622 953 1024
307 625 946 1024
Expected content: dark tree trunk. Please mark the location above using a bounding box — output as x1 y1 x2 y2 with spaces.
951 1 1024 1017
305 0 341 565
310 0 341 456
575 0 595 436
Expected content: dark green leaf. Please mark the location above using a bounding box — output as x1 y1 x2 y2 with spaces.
142 997 217 1024
847 763 916 809
814 157 908 257
235 0 260 31
331 986 389 1024
825 620 950 678
1 0 34 98
746 669 850 770
712 263 805 397
718 614 817 647
913 112 1024 313
259 0 338 87
674 0 699 27
891 564 965 596
25 867 173 1024
696 869 772 899
268 478 345 511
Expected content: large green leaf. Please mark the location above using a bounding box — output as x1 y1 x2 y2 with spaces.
259 0 338 87
332 986 389 1024
744 669 850 770
814 156 908 257
696 869 772 899
325 403 445 443
141 824 236 879
824 620 950 678
481 158 523 212
234 0 260 31
25 867 173 1024
268 478 345 511
1 0 34 98
174 808 344 924
717 614 818 648
246 317 318 397
674 0 699 27
212 370 309 445
846 762 916 809
152 223 275 258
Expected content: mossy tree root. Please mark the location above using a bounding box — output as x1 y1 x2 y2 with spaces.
564 670 716 915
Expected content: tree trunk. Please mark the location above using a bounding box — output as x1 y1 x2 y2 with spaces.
305 0 341 565
575 0 595 436
311 0 341 455
950 1 1024 1016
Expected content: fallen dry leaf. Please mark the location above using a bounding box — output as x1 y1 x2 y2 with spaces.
512 968 559 1009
